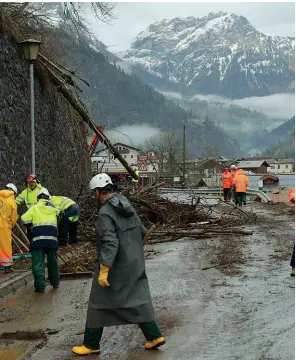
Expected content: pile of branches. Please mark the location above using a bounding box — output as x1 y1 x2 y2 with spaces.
59 182 256 272
76 181 256 245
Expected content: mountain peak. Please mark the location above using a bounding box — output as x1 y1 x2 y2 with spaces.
124 12 294 99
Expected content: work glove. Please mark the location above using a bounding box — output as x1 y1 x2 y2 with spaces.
98 264 111 288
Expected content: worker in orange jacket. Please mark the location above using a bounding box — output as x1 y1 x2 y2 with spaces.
233 169 249 206
0 184 18 273
230 165 238 201
221 167 232 201
289 189 295 276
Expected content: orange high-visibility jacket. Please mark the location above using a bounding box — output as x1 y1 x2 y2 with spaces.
0 190 18 267
231 169 238 184
233 169 249 193
221 171 232 189
289 189 295 204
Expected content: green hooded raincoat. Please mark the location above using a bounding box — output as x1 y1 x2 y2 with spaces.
85 194 156 328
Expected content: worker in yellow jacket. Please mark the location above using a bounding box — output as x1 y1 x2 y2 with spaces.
0 184 18 273
132 169 139 193
16 174 48 209
21 188 59 292
51 196 80 245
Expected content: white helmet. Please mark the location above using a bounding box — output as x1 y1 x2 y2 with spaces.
89 173 113 190
231 165 236 169
5 183 18 194
37 188 51 199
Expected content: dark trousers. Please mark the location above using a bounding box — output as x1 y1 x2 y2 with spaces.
223 188 231 201
230 187 236 201
290 243 295 268
58 204 80 244
84 320 163 350
31 248 60 291
235 192 246 205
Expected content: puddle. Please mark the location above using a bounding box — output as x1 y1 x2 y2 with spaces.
0 331 48 359
0 347 27 360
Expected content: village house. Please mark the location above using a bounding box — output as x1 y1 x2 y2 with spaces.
267 158 295 174
91 143 160 186
237 160 270 174
92 143 141 166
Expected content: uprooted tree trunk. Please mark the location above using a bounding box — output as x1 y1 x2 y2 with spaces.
38 56 139 180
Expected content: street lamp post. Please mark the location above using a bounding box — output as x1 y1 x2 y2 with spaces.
19 39 41 174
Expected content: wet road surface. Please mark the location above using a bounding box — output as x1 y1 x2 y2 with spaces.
0 203 294 360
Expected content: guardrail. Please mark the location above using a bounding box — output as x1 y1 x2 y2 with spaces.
157 187 271 203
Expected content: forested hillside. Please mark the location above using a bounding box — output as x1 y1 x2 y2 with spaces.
262 131 295 158
2 3 241 157
61 35 240 156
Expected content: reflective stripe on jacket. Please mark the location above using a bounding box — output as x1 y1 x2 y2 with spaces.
221 172 232 189
51 196 79 222
16 184 47 209
233 170 249 192
21 199 58 249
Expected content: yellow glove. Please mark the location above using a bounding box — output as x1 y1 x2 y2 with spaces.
98 264 110 288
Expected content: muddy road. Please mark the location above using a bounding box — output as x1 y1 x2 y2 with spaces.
0 202 294 360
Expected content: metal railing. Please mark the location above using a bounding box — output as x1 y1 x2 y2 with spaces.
157 187 271 203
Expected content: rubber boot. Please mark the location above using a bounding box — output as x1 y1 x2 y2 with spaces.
4 266 12 273
72 345 100 355
144 337 166 349
35 289 45 293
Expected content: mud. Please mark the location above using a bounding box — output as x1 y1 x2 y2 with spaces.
0 202 294 360
0 331 47 360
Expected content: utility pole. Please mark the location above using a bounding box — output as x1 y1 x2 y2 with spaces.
30 61 35 173
182 124 186 188
19 39 41 174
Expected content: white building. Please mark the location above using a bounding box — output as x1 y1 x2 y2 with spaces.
267 159 295 174
92 143 141 166
91 143 159 174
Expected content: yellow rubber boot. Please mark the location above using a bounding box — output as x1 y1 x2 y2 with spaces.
72 345 100 355
144 337 166 349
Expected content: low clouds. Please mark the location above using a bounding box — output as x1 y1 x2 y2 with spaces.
116 61 133 75
192 93 295 120
105 124 161 148
160 90 295 120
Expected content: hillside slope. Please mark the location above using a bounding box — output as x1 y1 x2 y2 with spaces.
59 34 241 157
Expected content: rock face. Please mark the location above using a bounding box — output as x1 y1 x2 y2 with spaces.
123 12 295 99
0 35 91 197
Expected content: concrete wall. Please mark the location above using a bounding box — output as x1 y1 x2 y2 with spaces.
0 35 91 198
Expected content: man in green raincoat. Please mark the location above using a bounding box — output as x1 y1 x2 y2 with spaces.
72 173 165 356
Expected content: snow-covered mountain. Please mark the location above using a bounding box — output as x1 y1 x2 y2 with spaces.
122 12 295 99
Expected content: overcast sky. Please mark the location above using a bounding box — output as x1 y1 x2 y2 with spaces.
88 2 295 53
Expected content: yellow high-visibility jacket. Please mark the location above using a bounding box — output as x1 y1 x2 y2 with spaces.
21 199 58 249
50 196 79 222
132 170 139 183
0 190 18 266
16 183 48 209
